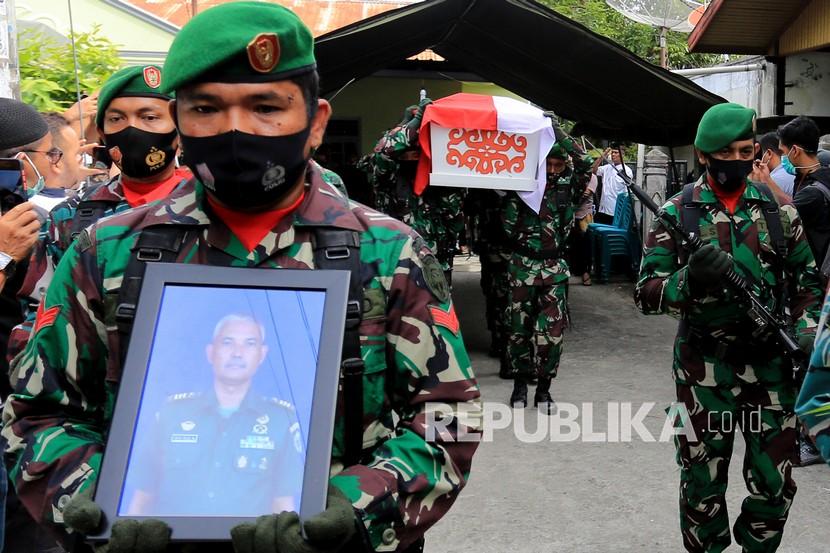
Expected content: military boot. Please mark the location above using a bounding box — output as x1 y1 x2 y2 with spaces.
509 379 528 408
534 376 555 415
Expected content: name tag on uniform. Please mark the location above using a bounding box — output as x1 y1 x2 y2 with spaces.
239 435 275 450
171 433 199 444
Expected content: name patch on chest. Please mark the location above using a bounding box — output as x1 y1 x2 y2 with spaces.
171 434 199 444
240 435 275 450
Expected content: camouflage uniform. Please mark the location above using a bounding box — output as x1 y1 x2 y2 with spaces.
2 164 481 551
635 177 823 553
795 287 830 466
502 150 592 382
8 175 179 363
357 122 418 222
469 190 510 356
410 186 466 282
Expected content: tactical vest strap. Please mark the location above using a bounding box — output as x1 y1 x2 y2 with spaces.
754 183 788 259
312 227 365 468
70 200 115 241
115 226 193 364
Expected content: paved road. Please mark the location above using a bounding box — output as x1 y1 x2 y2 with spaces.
427 266 830 553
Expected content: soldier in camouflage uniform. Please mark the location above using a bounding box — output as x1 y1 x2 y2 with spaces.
1 4 480 553
503 128 593 409
469 189 511 369
410 186 466 285
357 102 429 221
795 289 830 466
635 103 823 553
8 65 190 362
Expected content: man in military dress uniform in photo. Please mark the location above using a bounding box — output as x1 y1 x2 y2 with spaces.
636 103 823 553
2 3 481 553
126 314 304 517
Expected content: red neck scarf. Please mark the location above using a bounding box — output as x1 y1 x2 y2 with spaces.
121 167 191 208
207 192 306 252
708 175 746 215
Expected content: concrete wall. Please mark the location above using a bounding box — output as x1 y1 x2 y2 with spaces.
689 59 776 118
784 52 830 117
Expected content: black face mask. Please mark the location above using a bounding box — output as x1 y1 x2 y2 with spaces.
398 159 419 181
180 128 310 210
706 157 753 191
104 126 177 179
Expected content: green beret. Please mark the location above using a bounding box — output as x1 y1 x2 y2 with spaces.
547 142 568 160
161 2 316 93
694 103 756 153
97 65 171 128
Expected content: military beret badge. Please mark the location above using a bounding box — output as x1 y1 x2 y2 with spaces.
247 33 281 73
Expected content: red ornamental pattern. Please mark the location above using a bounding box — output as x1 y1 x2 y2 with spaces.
445 129 527 175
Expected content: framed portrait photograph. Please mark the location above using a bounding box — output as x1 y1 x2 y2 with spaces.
90 264 349 542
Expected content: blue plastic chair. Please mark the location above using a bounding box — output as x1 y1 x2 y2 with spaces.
586 192 641 282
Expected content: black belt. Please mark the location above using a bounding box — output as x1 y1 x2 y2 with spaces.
512 243 560 260
678 320 774 365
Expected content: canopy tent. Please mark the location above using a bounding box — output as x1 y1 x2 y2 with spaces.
315 0 725 147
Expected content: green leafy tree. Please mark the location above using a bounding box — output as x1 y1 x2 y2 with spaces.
539 0 722 69
19 25 122 111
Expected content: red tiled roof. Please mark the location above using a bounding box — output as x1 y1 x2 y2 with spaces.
124 0 416 35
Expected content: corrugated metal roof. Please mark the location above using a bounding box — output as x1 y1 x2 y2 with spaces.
688 0 812 55
125 0 417 35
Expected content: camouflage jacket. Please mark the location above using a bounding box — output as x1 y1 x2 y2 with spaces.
358 124 417 220
7 174 192 365
795 288 830 465
502 164 590 284
635 178 822 377
2 163 481 551
410 187 466 271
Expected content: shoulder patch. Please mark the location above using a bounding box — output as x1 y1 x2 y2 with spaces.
429 303 460 336
75 229 93 252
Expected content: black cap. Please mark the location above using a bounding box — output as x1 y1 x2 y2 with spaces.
0 98 48 152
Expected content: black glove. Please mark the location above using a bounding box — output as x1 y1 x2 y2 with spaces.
62 493 170 553
231 486 358 553
406 98 432 130
687 244 731 287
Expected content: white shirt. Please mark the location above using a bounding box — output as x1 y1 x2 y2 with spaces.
770 164 796 198
29 188 73 213
597 163 633 216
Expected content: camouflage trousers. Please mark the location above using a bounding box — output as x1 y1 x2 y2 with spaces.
506 278 568 379
480 251 510 339
674 377 798 553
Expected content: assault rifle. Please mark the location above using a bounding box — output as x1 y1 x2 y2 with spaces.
605 150 808 378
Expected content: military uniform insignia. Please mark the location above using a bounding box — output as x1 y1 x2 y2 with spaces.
429 303 460 336
145 147 167 170
143 66 162 89
33 301 61 335
293 431 303 453
256 414 269 425
258 457 268 470
253 423 268 435
247 33 280 73
181 420 196 431
237 455 248 469
422 252 450 303
171 434 198 443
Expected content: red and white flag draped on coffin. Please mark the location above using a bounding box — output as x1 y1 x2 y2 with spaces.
414 93 556 213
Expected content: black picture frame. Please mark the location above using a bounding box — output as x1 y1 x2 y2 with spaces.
90 263 348 542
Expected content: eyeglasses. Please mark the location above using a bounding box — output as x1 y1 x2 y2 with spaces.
24 147 64 164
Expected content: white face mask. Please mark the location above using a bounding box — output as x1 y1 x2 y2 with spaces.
17 153 46 197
